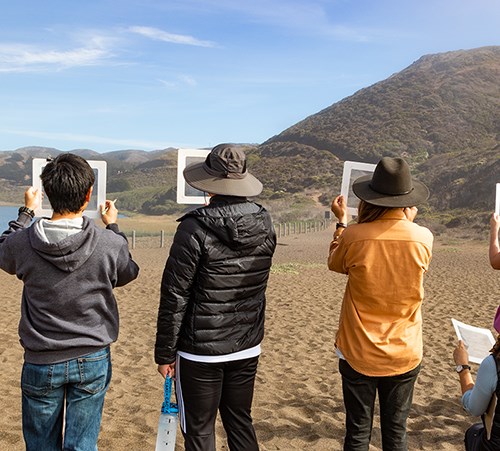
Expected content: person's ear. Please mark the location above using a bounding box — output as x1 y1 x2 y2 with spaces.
85 187 93 203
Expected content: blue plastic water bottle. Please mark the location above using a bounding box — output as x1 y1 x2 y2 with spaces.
155 376 179 451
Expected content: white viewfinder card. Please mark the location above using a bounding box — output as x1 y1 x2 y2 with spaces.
32 158 107 219
340 161 377 216
496 183 500 215
176 148 211 204
451 318 495 364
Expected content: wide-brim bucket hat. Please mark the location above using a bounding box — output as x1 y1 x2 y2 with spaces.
352 157 429 207
183 143 263 197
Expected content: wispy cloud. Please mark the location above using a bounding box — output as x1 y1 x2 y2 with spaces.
158 74 198 89
174 0 378 42
0 129 170 151
0 35 116 73
128 26 215 47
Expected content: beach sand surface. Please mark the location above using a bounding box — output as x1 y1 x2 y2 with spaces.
0 227 498 450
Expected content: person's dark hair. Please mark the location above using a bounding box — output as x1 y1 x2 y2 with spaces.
357 200 394 223
491 334 500 359
40 154 95 214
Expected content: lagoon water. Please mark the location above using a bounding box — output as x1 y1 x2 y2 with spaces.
0 206 20 232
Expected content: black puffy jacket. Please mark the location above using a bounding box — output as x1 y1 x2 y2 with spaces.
155 196 276 364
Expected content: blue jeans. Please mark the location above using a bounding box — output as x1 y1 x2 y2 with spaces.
339 359 421 451
21 347 112 451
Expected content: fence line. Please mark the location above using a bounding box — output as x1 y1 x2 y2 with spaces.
127 219 333 249
273 219 331 238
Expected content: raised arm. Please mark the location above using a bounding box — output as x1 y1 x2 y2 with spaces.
490 213 500 269
453 340 474 395
0 187 40 244
328 195 348 272
453 340 498 417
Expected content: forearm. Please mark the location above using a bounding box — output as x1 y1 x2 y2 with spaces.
328 226 345 253
106 222 128 241
155 308 182 364
155 269 191 363
328 226 346 271
490 225 500 269
0 209 34 244
458 370 474 395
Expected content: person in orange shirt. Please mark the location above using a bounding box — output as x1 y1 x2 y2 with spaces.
328 157 434 451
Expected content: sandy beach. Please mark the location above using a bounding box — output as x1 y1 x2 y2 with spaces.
1 225 499 450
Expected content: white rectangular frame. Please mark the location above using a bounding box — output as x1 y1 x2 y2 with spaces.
176 148 211 204
340 161 377 216
451 318 495 364
32 158 107 219
496 183 500 215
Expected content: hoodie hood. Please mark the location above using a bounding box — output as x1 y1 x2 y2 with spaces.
181 197 273 250
28 216 99 272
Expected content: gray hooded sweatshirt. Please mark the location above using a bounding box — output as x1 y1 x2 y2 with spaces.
0 212 139 364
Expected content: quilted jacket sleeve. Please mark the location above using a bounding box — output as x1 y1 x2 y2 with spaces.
155 218 203 364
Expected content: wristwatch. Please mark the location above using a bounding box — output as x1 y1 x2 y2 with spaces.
18 206 35 219
455 364 471 373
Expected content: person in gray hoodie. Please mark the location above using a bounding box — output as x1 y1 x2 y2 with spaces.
0 153 139 451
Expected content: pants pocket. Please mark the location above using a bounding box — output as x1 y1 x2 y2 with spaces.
21 363 53 397
77 348 111 394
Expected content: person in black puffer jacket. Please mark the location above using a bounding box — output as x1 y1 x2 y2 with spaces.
155 144 276 451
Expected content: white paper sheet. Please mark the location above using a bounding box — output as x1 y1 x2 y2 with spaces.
495 183 500 215
451 318 495 364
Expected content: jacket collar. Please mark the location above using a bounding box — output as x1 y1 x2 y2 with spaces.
379 209 407 220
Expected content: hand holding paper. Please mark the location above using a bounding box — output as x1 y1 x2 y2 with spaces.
453 340 469 366
100 199 118 226
24 187 41 212
331 195 348 223
451 318 495 364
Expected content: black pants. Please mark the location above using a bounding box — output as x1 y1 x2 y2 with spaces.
465 423 486 451
176 355 259 451
339 359 421 451
465 422 500 451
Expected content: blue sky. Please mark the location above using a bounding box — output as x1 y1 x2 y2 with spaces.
0 0 499 153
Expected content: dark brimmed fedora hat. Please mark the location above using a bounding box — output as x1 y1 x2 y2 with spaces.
183 144 263 197
352 157 429 207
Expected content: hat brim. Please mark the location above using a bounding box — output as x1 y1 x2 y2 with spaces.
183 162 263 197
352 175 429 207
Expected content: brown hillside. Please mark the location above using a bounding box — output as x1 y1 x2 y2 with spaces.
257 46 500 211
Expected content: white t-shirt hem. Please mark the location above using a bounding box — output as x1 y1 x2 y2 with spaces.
178 344 261 363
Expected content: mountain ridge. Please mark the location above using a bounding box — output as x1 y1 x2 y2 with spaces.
0 46 498 221
257 46 500 212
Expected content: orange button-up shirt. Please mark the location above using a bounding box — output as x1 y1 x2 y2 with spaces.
328 210 433 377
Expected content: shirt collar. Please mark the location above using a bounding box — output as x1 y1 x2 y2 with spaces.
379 209 406 220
